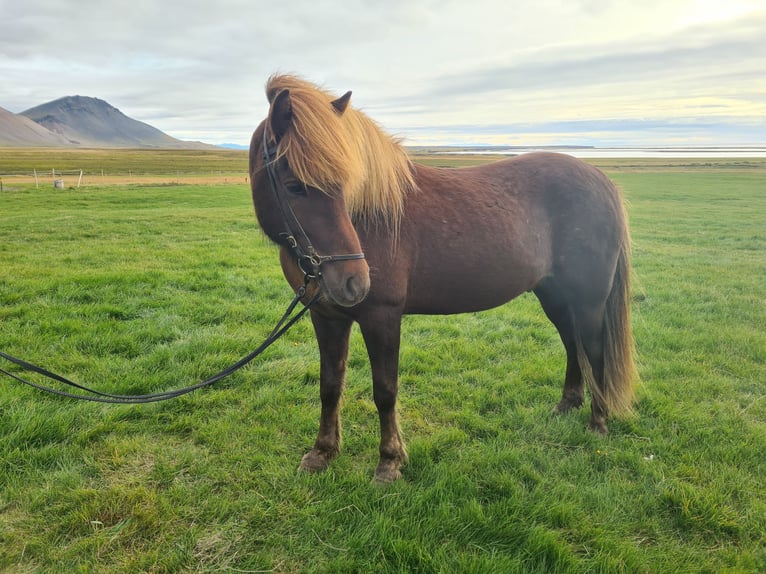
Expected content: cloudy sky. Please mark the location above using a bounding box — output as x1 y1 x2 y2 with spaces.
2 0 765 147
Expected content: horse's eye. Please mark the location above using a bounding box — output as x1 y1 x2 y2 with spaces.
286 182 308 197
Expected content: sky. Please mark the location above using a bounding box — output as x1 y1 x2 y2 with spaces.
2 0 765 147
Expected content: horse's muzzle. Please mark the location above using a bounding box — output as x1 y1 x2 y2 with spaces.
321 263 370 307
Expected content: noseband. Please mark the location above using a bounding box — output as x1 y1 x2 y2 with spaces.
261 128 365 280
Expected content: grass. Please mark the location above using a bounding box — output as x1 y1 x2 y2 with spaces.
0 147 250 187
0 147 250 176
1 153 765 572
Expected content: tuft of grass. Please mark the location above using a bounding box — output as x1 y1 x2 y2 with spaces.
1 157 765 572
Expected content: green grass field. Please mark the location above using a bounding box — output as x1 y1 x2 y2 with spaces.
1 151 765 572
0 147 250 176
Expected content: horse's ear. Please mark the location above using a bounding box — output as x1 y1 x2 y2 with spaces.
270 89 292 140
331 91 352 115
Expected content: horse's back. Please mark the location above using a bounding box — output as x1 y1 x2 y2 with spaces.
386 153 627 314
478 152 619 202
477 152 626 247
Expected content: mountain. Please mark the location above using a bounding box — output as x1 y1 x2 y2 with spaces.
0 105 75 147
2 96 215 149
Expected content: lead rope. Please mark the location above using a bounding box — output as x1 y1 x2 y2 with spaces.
0 281 320 404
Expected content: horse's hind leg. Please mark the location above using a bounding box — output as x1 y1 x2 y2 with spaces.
572 303 609 434
534 279 585 413
536 278 611 433
300 312 353 473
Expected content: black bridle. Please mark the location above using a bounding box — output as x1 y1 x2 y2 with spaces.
261 127 365 280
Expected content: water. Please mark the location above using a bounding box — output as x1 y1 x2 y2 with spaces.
434 147 766 158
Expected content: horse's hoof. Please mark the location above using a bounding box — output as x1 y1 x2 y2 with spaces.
374 460 403 483
553 396 584 414
588 420 608 435
300 449 335 473
374 468 402 484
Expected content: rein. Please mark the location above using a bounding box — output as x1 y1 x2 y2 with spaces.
1 129 364 403
0 280 319 403
261 128 365 279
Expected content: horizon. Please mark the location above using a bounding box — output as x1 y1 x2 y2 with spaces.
6 92 765 151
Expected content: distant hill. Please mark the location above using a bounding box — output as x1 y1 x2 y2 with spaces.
0 105 74 147
219 143 249 150
0 96 216 149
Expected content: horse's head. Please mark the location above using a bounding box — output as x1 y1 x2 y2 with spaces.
250 83 370 308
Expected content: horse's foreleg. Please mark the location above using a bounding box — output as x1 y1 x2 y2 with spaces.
359 310 407 483
300 311 353 473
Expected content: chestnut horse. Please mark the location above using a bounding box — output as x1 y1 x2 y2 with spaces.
249 75 636 482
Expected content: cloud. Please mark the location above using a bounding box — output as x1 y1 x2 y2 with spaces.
392 12 765 108
371 10 766 145
401 117 766 146
1 0 764 145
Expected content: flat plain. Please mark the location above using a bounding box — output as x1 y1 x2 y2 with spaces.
1 149 764 572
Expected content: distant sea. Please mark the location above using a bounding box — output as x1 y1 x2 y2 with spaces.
424 146 766 158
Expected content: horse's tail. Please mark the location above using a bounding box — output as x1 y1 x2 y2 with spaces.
575 219 637 418
602 234 637 415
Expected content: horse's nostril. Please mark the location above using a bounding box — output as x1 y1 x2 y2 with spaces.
345 274 369 302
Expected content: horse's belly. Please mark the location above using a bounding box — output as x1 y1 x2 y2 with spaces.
371 195 552 315
403 262 542 315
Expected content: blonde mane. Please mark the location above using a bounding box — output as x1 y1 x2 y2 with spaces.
266 74 417 229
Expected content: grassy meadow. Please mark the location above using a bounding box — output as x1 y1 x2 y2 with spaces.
0 147 250 186
1 150 765 572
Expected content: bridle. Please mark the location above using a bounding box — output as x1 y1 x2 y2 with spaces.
261 127 365 280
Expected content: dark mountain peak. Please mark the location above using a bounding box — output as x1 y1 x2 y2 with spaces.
24 95 117 118
12 96 216 149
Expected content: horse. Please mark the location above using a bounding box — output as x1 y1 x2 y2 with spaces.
249 74 636 482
